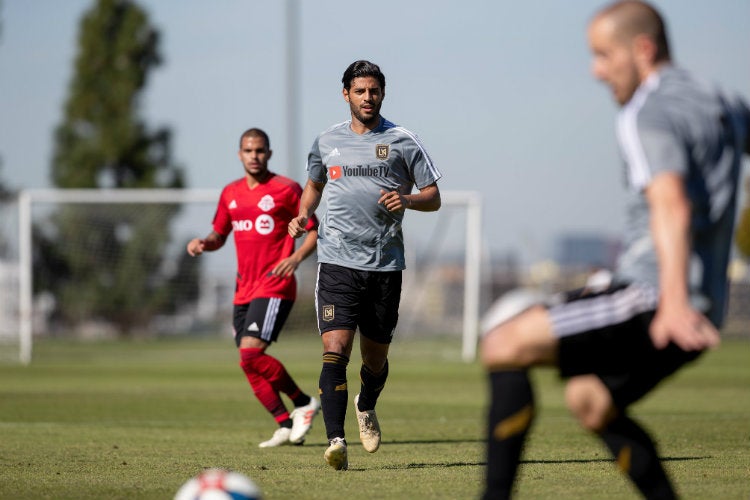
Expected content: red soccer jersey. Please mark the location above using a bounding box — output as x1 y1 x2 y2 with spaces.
212 174 318 304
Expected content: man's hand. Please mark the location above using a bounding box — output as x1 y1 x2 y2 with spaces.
271 256 299 278
650 302 720 351
186 238 206 257
288 216 308 239
645 172 719 351
378 189 407 212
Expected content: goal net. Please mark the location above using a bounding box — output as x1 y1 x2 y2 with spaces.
0 189 482 365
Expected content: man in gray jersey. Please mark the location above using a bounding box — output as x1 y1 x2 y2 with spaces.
288 60 442 470
480 1 749 498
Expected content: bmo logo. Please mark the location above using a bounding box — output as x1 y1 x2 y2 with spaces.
255 214 274 235
231 215 275 235
232 220 254 231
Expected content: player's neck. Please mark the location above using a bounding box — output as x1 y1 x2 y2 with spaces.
245 170 271 189
350 115 381 135
638 60 670 84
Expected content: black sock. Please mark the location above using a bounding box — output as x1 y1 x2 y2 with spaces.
319 351 349 441
483 370 535 500
291 393 311 408
600 415 676 500
357 360 389 411
279 419 292 429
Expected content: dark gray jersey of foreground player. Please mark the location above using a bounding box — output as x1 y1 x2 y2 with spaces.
614 65 748 326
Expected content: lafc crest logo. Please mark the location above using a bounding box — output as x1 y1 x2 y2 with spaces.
376 144 389 160
322 305 334 322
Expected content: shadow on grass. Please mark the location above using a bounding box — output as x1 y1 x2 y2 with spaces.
523 455 710 465
305 437 485 448
345 454 710 471
387 438 485 445
341 462 485 472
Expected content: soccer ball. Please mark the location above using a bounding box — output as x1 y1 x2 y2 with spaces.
174 468 262 500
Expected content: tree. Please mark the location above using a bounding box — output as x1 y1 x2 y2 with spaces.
52 0 181 189
0 153 10 201
36 0 200 336
0 0 14 261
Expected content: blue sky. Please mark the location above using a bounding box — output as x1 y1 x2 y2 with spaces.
1 0 748 261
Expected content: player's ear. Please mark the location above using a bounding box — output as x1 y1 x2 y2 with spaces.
342 88 350 102
267 149 273 160
633 33 657 74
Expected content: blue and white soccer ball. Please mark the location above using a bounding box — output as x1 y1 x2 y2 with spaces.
174 468 262 500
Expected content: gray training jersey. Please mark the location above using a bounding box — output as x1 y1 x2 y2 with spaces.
307 117 442 271
613 65 748 326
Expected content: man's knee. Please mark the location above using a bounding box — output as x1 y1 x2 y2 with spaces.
238 336 267 350
565 375 615 432
479 305 556 370
479 323 524 368
322 329 354 357
360 336 389 372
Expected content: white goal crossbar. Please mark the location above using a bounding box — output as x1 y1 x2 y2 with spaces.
17 188 482 364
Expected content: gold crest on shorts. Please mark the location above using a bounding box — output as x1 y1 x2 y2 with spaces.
376 144 389 160
322 304 334 321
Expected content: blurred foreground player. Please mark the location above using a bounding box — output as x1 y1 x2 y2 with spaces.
480 1 749 498
187 128 321 448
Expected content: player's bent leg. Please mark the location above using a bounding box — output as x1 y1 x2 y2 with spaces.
480 305 558 371
481 288 552 334
480 302 555 499
239 349 290 413
565 375 617 432
599 415 677 499
358 336 390 409
483 369 535 500
355 334 390 452
240 347 295 407
565 377 676 498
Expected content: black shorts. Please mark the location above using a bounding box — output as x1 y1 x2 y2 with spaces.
552 283 703 409
315 263 402 344
232 298 294 347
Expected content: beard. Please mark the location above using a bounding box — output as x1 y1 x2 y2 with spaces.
350 102 381 127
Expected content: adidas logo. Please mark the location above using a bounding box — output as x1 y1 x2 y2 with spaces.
229 200 237 209
247 322 259 332
323 148 341 163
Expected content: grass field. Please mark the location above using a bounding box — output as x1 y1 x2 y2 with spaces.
1 334 749 499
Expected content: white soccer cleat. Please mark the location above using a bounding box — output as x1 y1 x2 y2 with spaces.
354 394 381 453
258 426 292 448
324 437 348 470
289 397 321 444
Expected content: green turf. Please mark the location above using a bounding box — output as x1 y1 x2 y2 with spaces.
1 334 748 499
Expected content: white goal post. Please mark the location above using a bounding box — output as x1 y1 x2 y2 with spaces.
418 190 483 362
14 188 482 365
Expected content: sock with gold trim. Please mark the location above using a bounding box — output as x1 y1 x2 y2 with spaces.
600 415 676 499
320 351 349 441
357 360 388 411
483 370 535 500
